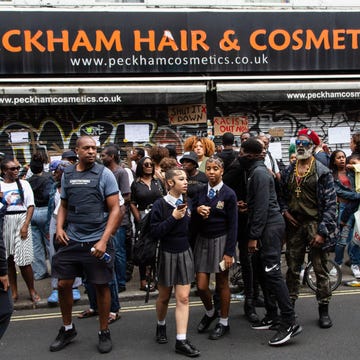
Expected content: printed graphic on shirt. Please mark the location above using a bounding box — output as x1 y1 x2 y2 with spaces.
3 189 22 206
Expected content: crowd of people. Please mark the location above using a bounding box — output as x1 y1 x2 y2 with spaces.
0 129 359 356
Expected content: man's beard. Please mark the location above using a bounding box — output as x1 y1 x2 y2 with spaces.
296 147 313 160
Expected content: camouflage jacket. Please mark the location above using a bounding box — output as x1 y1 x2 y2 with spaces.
279 159 338 247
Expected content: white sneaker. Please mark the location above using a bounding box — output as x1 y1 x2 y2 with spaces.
351 264 360 279
329 265 341 277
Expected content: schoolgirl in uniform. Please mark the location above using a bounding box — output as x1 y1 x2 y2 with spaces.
150 168 200 358
192 157 238 340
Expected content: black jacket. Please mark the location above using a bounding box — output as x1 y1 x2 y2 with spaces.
246 160 283 242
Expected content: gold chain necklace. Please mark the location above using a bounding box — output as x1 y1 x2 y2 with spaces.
294 157 314 198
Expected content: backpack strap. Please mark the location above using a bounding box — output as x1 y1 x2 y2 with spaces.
145 198 167 303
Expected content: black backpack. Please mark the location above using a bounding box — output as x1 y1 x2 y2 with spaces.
133 198 166 302
133 210 159 268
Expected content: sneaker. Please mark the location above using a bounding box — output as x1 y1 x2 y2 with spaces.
72 288 81 301
268 323 302 346
251 316 280 330
98 329 112 354
49 325 77 352
351 264 360 279
47 290 58 304
329 265 341 277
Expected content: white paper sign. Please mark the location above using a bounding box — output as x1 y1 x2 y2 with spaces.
269 142 282 160
125 124 149 142
328 127 350 145
10 131 28 143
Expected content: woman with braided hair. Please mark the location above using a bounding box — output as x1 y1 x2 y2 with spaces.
0 157 40 304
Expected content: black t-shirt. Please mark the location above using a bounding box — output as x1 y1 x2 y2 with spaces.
131 178 165 211
28 172 54 207
187 171 208 199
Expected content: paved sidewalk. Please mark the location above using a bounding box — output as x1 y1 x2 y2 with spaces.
12 258 357 311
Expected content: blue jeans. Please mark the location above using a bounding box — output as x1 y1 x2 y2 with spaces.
348 240 360 266
113 226 127 289
31 206 49 279
84 276 120 313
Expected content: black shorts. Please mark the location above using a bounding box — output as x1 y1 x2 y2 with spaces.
51 238 115 285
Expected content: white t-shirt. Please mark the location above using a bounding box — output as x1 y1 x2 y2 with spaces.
264 152 280 174
0 180 35 211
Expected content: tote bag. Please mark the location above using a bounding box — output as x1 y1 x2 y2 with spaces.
352 208 360 246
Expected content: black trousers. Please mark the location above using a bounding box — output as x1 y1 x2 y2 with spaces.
258 220 295 325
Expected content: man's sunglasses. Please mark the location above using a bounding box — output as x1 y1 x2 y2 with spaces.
295 139 312 147
6 166 21 171
143 162 154 168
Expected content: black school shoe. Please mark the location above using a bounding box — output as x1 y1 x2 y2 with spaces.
49 325 77 352
156 324 168 344
197 313 218 333
208 323 230 340
175 339 200 357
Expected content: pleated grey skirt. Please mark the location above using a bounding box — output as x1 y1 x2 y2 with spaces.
158 248 194 287
194 234 227 274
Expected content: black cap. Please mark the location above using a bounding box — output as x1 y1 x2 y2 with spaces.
61 150 78 160
180 151 198 167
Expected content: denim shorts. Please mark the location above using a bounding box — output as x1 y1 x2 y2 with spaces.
52 239 115 284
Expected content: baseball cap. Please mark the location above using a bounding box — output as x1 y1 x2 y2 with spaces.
49 160 61 172
61 150 78 160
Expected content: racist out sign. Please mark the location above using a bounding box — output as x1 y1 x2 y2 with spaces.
214 116 248 136
0 10 359 75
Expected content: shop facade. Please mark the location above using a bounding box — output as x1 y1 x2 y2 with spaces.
0 8 359 163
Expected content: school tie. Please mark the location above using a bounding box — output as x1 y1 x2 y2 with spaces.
208 188 216 200
175 199 183 206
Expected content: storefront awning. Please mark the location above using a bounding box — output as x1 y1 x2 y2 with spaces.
216 81 360 102
0 83 207 106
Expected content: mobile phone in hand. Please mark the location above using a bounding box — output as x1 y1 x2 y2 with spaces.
177 204 186 210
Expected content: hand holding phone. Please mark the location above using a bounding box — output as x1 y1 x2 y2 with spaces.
173 202 187 220
219 257 235 271
176 203 186 210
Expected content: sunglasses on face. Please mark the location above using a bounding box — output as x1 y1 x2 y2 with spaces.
295 139 312 147
6 166 21 171
143 162 154 168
